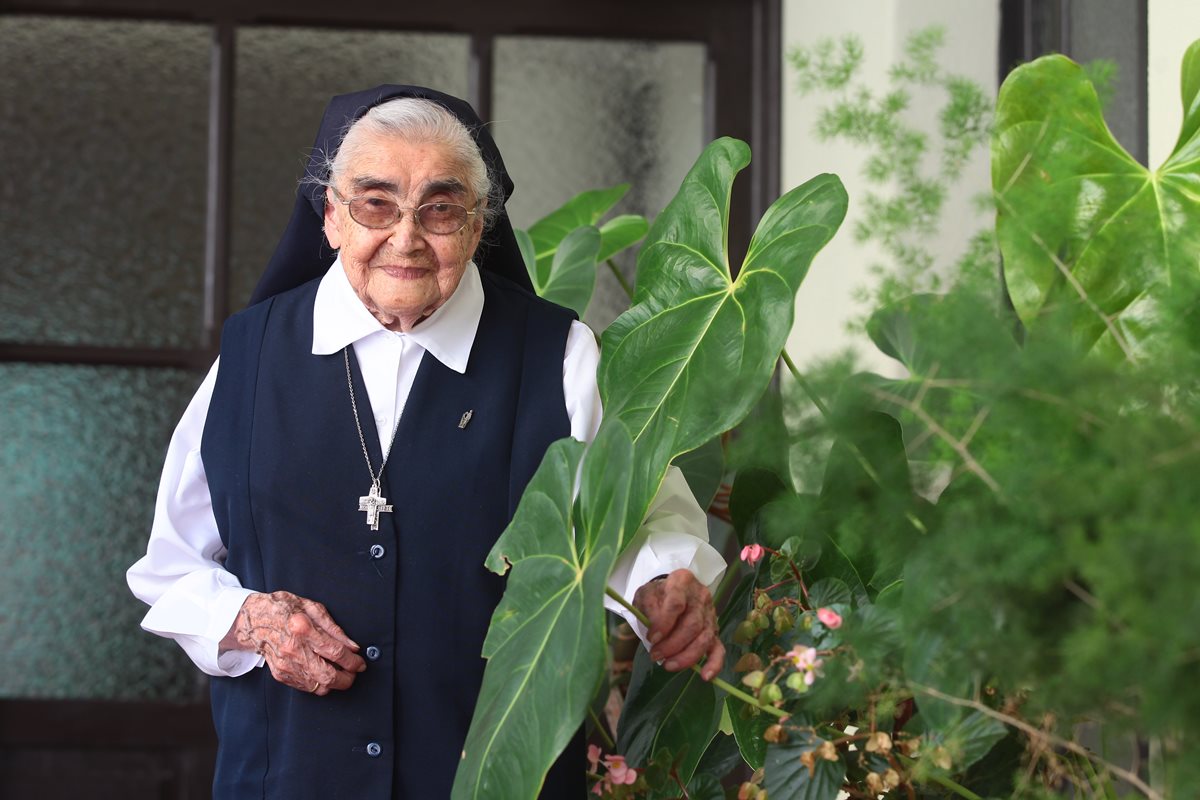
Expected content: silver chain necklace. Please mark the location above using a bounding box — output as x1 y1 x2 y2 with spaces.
345 347 400 530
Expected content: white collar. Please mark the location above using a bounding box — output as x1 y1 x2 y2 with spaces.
310 256 483 374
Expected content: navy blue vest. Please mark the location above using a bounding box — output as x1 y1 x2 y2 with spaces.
202 272 580 798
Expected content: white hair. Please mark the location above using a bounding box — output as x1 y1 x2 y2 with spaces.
316 97 499 229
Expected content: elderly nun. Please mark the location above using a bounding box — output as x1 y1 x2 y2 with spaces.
128 85 726 798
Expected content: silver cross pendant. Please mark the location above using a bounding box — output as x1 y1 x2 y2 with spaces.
357 482 394 531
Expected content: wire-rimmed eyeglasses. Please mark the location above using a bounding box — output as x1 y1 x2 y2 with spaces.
331 188 477 235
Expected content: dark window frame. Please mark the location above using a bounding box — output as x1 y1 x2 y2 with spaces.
0 0 781 368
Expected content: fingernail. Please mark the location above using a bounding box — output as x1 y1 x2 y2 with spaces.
664 660 678 671
649 632 662 645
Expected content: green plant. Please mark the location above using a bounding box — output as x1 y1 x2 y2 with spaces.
454 38 1200 800
788 26 996 312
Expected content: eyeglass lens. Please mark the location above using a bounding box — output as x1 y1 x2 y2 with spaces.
348 197 469 234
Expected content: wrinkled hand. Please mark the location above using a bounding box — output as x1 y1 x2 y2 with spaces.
224 591 365 695
632 569 724 681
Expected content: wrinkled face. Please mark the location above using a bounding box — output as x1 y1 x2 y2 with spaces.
324 132 484 331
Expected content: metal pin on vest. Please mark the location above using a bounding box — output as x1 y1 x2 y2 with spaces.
458 410 474 429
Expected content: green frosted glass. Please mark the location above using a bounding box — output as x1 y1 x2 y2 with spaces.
229 26 471 309
0 16 210 348
493 36 706 330
0 365 206 700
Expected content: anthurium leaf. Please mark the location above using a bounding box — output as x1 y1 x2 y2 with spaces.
598 214 650 263
538 225 601 317
600 137 848 541
992 42 1200 360
727 696 772 770
764 728 845 800
528 184 630 275
453 422 633 799
616 647 723 797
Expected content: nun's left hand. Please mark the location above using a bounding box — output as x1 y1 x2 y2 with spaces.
633 569 724 681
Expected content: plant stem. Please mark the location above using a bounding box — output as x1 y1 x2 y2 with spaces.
606 258 635 299
587 704 616 751
910 684 1163 800
893 754 983 800
604 587 787 719
780 348 830 418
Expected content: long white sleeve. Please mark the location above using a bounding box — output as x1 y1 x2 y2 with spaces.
126 360 262 676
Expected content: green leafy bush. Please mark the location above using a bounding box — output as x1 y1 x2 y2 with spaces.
453 37 1200 800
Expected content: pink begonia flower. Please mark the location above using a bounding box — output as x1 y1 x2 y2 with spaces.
787 645 823 686
605 755 638 785
587 744 602 773
740 544 765 565
817 607 843 630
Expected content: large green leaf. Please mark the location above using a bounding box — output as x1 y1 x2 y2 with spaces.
528 184 630 275
992 41 1200 359
616 647 723 797
452 423 633 799
519 224 601 317
763 728 846 800
598 214 650 263
600 137 848 540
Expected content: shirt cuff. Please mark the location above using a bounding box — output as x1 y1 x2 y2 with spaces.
140 581 263 677
604 530 727 646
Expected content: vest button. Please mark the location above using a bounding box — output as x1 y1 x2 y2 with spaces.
369 544 386 559
365 645 381 661
366 742 382 757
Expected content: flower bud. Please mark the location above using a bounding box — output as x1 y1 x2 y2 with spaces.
759 682 783 705
865 731 892 754
755 592 772 610
786 671 809 692
772 607 794 634
817 739 839 761
865 772 883 793
738 782 756 800
734 621 757 644
753 611 771 631
741 670 766 690
756 789 768 800
883 769 901 789
734 653 763 673
763 724 788 744
931 745 952 770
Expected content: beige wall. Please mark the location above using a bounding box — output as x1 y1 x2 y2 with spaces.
781 0 999 372
1149 0 1200 167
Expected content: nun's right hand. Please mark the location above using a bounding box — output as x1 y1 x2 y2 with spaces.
221 590 366 695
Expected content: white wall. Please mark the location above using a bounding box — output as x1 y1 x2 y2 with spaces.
781 0 999 372
1148 0 1200 167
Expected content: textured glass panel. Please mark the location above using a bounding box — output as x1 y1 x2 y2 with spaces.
0 365 206 701
1070 0 1146 162
230 27 471 309
494 36 706 330
0 16 210 347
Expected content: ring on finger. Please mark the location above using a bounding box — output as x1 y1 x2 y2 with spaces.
311 682 320 693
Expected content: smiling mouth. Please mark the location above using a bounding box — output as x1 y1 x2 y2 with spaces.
377 265 431 279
